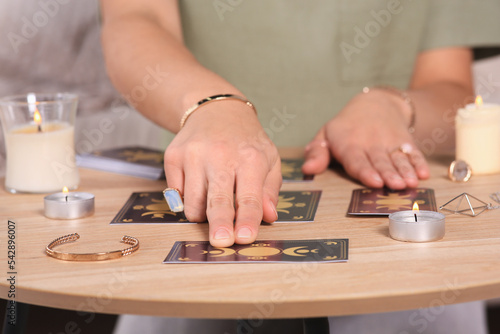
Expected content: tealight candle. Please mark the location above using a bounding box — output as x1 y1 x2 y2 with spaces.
44 187 95 219
455 96 500 175
389 203 445 242
0 93 80 193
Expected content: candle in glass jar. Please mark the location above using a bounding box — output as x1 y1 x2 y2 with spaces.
5 121 79 193
0 93 80 193
455 96 500 175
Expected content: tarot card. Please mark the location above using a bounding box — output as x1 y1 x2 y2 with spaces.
347 188 437 216
111 190 322 224
281 158 314 182
163 238 348 263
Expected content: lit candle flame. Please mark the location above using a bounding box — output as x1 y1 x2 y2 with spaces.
412 202 419 222
62 187 69 193
412 202 419 212
33 109 42 125
475 95 483 108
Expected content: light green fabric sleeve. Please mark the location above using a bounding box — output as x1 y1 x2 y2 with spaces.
420 0 500 51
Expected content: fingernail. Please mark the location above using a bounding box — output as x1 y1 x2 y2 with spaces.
373 174 383 183
237 227 252 239
393 175 404 181
214 228 230 240
271 200 278 221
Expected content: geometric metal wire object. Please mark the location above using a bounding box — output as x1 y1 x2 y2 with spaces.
439 192 491 217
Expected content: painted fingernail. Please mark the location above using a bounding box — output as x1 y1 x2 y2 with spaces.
214 228 230 240
237 227 252 239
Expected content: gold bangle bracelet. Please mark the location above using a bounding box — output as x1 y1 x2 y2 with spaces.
363 86 416 134
45 233 139 261
180 94 256 129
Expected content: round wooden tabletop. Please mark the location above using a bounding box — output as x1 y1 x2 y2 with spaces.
1 151 500 318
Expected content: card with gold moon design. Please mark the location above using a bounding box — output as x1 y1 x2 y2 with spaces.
281 158 314 182
347 188 437 216
110 190 322 224
163 239 348 263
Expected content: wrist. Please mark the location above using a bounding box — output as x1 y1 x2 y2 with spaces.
179 94 257 130
362 86 416 134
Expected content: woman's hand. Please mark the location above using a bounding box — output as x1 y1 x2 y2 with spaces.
303 89 429 189
164 101 282 247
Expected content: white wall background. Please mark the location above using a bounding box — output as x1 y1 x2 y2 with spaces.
473 55 500 104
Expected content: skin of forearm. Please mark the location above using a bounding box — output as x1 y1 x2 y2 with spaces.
409 82 474 155
101 13 243 133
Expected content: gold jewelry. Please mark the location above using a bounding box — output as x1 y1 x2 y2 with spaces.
391 143 414 155
180 94 256 129
363 86 416 133
46 233 139 261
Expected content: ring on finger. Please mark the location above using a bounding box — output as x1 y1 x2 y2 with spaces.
163 187 184 212
390 143 413 155
305 139 329 152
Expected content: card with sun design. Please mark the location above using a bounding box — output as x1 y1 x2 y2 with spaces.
163 239 348 263
111 190 322 224
281 158 314 182
274 190 322 222
347 188 437 216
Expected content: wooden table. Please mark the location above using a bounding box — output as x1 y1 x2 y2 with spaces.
1 151 500 320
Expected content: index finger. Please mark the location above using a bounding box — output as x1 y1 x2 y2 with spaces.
233 154 277 245
206 167 236 248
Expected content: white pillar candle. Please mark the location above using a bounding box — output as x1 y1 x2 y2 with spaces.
0 93 79 193
4 122 79 193
455 96 500 175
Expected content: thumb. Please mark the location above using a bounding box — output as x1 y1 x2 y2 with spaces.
302 128 330 175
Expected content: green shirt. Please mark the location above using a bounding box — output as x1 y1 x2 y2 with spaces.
179 0 500 147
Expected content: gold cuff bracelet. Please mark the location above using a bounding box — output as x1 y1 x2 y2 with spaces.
45 233 139 261
180 94 256 129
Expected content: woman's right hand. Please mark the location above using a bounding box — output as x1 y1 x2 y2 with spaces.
164 100 282 247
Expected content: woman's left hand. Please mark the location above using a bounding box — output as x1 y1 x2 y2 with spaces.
302 88 429 189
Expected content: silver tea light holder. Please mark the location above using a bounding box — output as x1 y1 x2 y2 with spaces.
389 203 445 242
44 189 95 219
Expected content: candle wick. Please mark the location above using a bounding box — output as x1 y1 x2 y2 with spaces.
414 213 418 222
65 195 68 202
37 124 42 132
